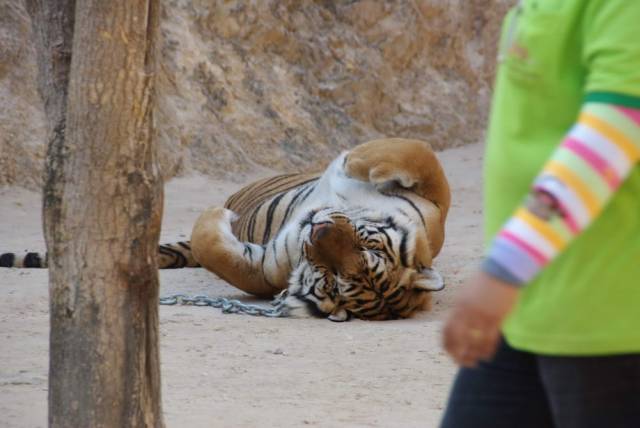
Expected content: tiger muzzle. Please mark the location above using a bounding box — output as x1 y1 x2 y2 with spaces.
306 219 362 275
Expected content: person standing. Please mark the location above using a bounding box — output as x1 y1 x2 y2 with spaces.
441 0 640 426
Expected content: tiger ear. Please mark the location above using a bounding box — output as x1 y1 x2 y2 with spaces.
413 267 445 292
328 307 350 322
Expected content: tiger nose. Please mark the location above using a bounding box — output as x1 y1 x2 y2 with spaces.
311 222 331 244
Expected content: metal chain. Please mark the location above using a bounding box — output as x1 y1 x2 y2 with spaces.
159 291 290 318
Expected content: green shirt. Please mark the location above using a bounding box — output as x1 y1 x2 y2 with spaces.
484 0 640 355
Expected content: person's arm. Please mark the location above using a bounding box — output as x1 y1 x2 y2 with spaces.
483 102 640 286
444 0 640 367
483 0 640 287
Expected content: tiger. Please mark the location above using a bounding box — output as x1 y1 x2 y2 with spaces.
0 138 450 321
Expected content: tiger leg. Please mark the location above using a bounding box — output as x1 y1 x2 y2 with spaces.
345 138 450 216
190 207 286 298
345 138 451 257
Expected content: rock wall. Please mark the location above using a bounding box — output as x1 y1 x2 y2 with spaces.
1 0 513 189
0 1 47 190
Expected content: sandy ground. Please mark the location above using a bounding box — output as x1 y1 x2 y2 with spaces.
0 142 485 428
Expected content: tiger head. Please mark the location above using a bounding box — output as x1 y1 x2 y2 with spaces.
282 209 445 321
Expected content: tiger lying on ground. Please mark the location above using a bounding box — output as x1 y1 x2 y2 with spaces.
1 138 450 321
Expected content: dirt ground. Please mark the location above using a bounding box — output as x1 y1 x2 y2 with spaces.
0 142 484 428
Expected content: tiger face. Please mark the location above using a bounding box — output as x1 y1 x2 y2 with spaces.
282 209 445 321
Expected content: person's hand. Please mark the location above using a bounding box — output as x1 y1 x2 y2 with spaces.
442 271 520 367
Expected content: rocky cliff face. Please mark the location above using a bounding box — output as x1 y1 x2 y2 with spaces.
0 1 47 189
1 0 513 189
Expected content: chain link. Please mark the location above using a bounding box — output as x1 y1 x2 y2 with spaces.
159 291 290 318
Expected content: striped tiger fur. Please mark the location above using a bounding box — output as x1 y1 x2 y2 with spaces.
0 252 48 268
1 241 198 269
1 138 450 321
190 138 450 321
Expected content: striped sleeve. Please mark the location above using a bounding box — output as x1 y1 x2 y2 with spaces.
483 101 640 286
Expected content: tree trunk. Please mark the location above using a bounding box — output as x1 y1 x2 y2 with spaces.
28 1 164 426
26 0 75 246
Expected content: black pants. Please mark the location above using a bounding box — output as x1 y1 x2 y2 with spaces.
440 339 640 428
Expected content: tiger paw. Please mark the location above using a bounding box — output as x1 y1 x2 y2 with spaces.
344 138 433 189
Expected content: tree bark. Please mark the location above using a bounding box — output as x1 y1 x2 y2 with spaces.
28 1 164 426
26 0 75 247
